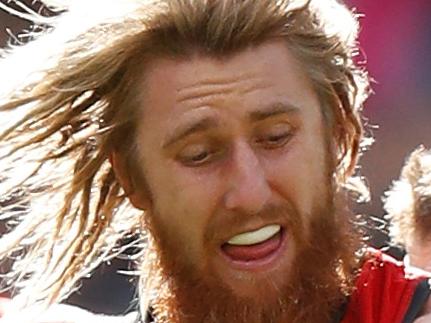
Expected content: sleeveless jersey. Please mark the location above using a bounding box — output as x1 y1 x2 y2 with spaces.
341 249 430 323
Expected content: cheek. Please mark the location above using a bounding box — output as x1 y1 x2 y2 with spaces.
154 162 222 215
264 135 329 217
147 162 223 253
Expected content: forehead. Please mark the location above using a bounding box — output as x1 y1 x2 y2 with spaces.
135 40 320 126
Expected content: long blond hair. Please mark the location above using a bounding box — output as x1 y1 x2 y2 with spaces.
0 0 370 313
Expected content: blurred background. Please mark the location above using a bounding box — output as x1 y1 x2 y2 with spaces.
1 0 430 315
345 0 431 247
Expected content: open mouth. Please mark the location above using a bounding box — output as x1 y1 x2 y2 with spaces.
220 224 285 269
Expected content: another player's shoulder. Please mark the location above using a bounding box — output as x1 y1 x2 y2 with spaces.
360 247 428 280
340 248 431 322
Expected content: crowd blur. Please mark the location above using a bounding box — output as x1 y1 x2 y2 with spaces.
0 0 430 314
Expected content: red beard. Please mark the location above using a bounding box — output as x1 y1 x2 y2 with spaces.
138 189 363 323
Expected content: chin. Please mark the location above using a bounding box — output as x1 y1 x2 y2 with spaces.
207 256 293 303
225 272 287 301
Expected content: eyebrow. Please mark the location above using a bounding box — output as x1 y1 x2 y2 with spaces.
249 102 301 122
162 102 301 149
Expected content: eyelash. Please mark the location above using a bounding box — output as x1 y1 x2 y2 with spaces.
256 131 292 149
178 128 293 167
179 147 218 166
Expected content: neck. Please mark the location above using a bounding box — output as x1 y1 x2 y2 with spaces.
405 238 431 272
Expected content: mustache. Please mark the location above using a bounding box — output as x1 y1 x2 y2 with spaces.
205 202 303 243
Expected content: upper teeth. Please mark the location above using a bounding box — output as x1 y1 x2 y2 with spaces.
227 224 281 246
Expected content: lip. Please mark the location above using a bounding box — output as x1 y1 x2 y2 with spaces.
217 227 287 272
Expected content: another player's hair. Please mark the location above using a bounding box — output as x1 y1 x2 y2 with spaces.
0 0 369 310
385 146 431 248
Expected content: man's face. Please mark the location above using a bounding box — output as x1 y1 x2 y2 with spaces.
131 40 332 304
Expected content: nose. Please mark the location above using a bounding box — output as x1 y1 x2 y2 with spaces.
224 140 271 214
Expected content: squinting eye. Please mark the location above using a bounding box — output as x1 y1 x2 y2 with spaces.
257 127 292 149
178 146 215 166
189 151 210 163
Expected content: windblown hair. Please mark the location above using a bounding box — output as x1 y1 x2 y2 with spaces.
0 0 370 311
384 146 431 248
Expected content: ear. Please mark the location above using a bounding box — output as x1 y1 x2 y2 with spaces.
109 151 151 210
